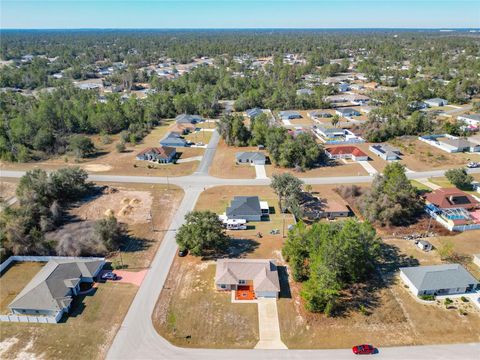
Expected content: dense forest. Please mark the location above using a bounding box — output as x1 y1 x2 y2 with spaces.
1 30 479 161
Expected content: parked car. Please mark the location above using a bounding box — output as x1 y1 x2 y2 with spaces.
467 162 479 168
352 344 375 355
101 271 118 280
178 249 188 257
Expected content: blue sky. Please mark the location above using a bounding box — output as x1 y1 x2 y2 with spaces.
1 1 479 29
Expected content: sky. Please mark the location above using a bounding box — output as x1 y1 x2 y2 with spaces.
1 0 479 29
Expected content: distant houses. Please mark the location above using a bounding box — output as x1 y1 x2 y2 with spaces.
175 114 203 124
235 151 267 165
325 146 369 162
313 126 365 145
419 134 480 153
136 146 176 163
335 108 361 118
245 108 264 119
458 114 480 128
8 258 105 322
400 264 479 297
307 110 332 120
279 111 302 121
369 144 401 160
160 131 188 147
424 98 449 107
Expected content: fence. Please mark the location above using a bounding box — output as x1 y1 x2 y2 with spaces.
0 255 105 273
0 311 63 324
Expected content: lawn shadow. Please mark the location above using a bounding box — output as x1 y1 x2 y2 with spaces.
277 266 292 299
227 238 260 258
59 287 98 322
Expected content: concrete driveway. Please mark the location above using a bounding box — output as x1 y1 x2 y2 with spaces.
255 298 287 349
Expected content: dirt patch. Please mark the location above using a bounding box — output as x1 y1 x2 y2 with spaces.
72 188 152 225
83 164 113 172
0 180 17 201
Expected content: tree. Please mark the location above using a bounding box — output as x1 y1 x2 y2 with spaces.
359 162 423 226
331 114 340 128
445 168 473 190
271 173 304 213
94 215 125 251
68 135 95 158
175 210 230 256
285 219 380 315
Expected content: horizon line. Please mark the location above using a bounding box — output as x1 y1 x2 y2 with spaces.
1 27 479 31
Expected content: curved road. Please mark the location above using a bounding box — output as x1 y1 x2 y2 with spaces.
2 140 480 359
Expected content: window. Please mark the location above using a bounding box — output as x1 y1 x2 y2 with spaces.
220 284 226 289
239 280 246 285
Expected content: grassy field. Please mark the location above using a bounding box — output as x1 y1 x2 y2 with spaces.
153 258 259 348
0 262 137 360
266 161 367 178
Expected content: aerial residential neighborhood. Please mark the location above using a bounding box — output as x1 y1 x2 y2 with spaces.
0 2 480 360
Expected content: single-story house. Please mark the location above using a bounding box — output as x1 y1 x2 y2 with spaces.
226 196 268 221
369 144 401 160
215 259 281 299
457 114 480 127
296 88 313 96
416 240 433 252
236 152 266 165
299 192 350 220
279 111 302 121
474 254 480 268
9 258 105 319
400 264 479 297
419 134 480 153
338 83 350 92
136 146 176 163
245 108 263 119
335 108 360 117
425 188 479 211
307 111 332 120
175 114 203 124
313 126 364 144
325 146 369 161
408 101 428 111
160 131 188 147
424 98 448 107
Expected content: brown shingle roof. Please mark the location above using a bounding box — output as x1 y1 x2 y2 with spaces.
136 146 175 159
425 188 479 210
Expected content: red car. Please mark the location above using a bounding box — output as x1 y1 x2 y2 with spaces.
352 344 375 355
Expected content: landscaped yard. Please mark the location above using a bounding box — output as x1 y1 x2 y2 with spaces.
0 261 137 360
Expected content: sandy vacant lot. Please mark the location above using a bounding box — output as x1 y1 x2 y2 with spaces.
266 161 367 178
389 137 480 171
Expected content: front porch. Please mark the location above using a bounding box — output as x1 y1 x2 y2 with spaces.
235 285 256 301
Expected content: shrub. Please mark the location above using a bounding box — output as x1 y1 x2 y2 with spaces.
460 296 469 303
419 294 435 301
444 298 453 306
116 141 126 153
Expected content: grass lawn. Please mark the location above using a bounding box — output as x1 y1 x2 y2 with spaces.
196 121 217 129
266 161 367 178
153 257 259 348
410 180 432 191
184 130 212 145
209 139 257 179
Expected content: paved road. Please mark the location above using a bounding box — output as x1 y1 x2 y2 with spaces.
195 130 220 175
3 160 480 359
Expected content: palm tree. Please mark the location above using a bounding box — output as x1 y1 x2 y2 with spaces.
331 114 340 128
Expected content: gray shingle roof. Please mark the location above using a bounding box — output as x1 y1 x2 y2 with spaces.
400 264 478 292
235 152 266 162
245 108 263 118
226 196 262 218
175 114 202 124
9 259 104 312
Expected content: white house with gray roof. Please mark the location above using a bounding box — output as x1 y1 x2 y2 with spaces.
215 259 280 298
235 151 266 165
226 196 269 221
400 264 479 297
8 258 105 321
